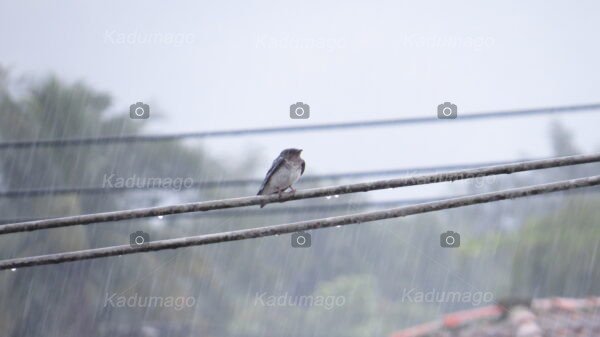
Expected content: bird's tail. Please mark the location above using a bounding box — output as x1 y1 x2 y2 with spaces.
260 202 266 208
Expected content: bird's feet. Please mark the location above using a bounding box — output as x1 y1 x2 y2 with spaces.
277 187 296 199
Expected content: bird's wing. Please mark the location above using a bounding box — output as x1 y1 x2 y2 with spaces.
257 155 285 195
300 159 306 175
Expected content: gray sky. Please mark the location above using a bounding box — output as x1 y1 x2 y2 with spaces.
1 0 599 200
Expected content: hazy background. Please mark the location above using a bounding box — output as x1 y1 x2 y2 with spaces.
2 0 600 173
0 1 599 337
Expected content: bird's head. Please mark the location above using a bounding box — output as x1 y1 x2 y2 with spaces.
281 148 303 159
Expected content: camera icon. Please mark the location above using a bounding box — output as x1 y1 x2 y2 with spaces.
130 231 150 247
437 102 457 119
130 102 150 119
291 231 311 248
290 102 310 119
440 231 460 248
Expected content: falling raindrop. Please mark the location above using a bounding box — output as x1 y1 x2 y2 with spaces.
334 195 339 198
158 215 164 220
10 268 16 272
326 196 332 200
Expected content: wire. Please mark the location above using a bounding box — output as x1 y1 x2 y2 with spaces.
0 158 533 198
3 189 598 224
0 153 598 235
1 175 598 270
1 103 599 149
0 197 450 224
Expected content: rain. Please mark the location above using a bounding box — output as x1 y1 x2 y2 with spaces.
1 1 600 336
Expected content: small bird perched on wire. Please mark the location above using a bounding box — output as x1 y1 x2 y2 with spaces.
257 148 306 208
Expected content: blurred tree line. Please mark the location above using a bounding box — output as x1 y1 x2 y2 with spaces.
0 68 598 337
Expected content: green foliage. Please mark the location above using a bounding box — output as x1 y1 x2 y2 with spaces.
307 275 384 337
0 69 230 336
510 197 600 297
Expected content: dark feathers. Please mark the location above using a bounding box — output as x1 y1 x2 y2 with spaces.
257 155 285 196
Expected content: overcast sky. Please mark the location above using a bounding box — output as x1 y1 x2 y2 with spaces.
1 0 599 200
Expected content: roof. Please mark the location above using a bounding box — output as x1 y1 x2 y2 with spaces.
390 297 600 337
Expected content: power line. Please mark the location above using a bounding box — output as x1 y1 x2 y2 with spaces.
1 153 598 235
0 197 452 224
0 158 535 198
4 188 597 224
1 175 598 270
1 103 599 150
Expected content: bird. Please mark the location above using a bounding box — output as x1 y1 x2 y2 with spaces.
257 148 305 208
